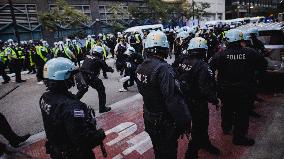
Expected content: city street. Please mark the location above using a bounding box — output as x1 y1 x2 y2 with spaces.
1 57 284 158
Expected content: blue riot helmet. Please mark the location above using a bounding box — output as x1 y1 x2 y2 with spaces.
187 37 208 57
43 57 78 91
144 30 169 58
225 29 244 43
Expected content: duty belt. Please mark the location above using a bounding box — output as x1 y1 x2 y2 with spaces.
143 107 174 127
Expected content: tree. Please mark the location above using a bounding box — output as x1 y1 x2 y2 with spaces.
129 0 181 23
39 0 90 32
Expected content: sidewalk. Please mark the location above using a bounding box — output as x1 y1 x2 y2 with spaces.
17 93 284 159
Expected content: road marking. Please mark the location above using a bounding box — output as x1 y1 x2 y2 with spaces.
106 122 137 146
122 131 152 155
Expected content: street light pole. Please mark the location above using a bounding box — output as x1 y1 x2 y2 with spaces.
8 0 20 42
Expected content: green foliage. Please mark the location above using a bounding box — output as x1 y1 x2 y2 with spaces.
129 0 180 22
39 0 90 32
129 0 210 22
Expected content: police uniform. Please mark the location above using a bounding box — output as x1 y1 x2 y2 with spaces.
136 56 191 159
5 46 25 82
40 88 105 159
76 55 113 113
0 50 10 83
122 50 143 90
175 54 220 158
35 45 49 82
40 57 106 159
174 37 220 158
210 42 266 144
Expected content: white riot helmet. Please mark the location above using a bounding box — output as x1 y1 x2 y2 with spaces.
144 30 169 57
177 31 189 40
90 46 103 58
87 35 92 40
54 42 58 48
72 39 77 45
7 39 14 46
42 41 49 48
65 39 71 46
124 47 136 56
58 41 64 51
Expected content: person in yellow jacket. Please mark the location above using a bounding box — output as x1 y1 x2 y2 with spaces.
85 35 95 53
95 39 110 79
35 42 50 84
0 44 10 84
5 39 26 83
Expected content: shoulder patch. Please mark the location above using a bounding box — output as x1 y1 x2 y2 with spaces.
73 109 85 118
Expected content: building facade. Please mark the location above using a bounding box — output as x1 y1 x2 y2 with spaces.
190 0 225 21
225 0 281 19
0 0 146 42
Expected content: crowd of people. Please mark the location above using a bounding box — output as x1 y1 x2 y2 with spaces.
0 24 268 159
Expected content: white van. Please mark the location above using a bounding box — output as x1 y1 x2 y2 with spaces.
124 24 163 38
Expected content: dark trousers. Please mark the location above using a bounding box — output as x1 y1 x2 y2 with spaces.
0 62 10 82
0 113 20 144
144 117 178 159
123 68 137 89
36 64 44 82
220 89 251 139
10 59 23 82
189 101 210 146
185 101 210 158
76 73 107 110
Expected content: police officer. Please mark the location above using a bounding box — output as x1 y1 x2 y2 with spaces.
0 43 10 84
118 47 143 92
174 37 221 159
76 46 113 113
174 31 190 60
5 39 26 83
40 57 106 159
136 30 191 159
210 29 266 146
35 42 49 84
114 38 129 76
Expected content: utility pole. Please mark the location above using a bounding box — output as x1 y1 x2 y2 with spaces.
8 0 20 42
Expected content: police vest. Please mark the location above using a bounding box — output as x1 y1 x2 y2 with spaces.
76 45 81 54
5 47 22 60
136 58 168 112
36 46 48 62
135 34 141 43
63 47 72 59
0 51 8 64
86 39 95 49
52 48 59 57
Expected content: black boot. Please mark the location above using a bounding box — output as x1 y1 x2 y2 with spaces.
233 137 255 146
99 106 111 113
10 134 31 148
